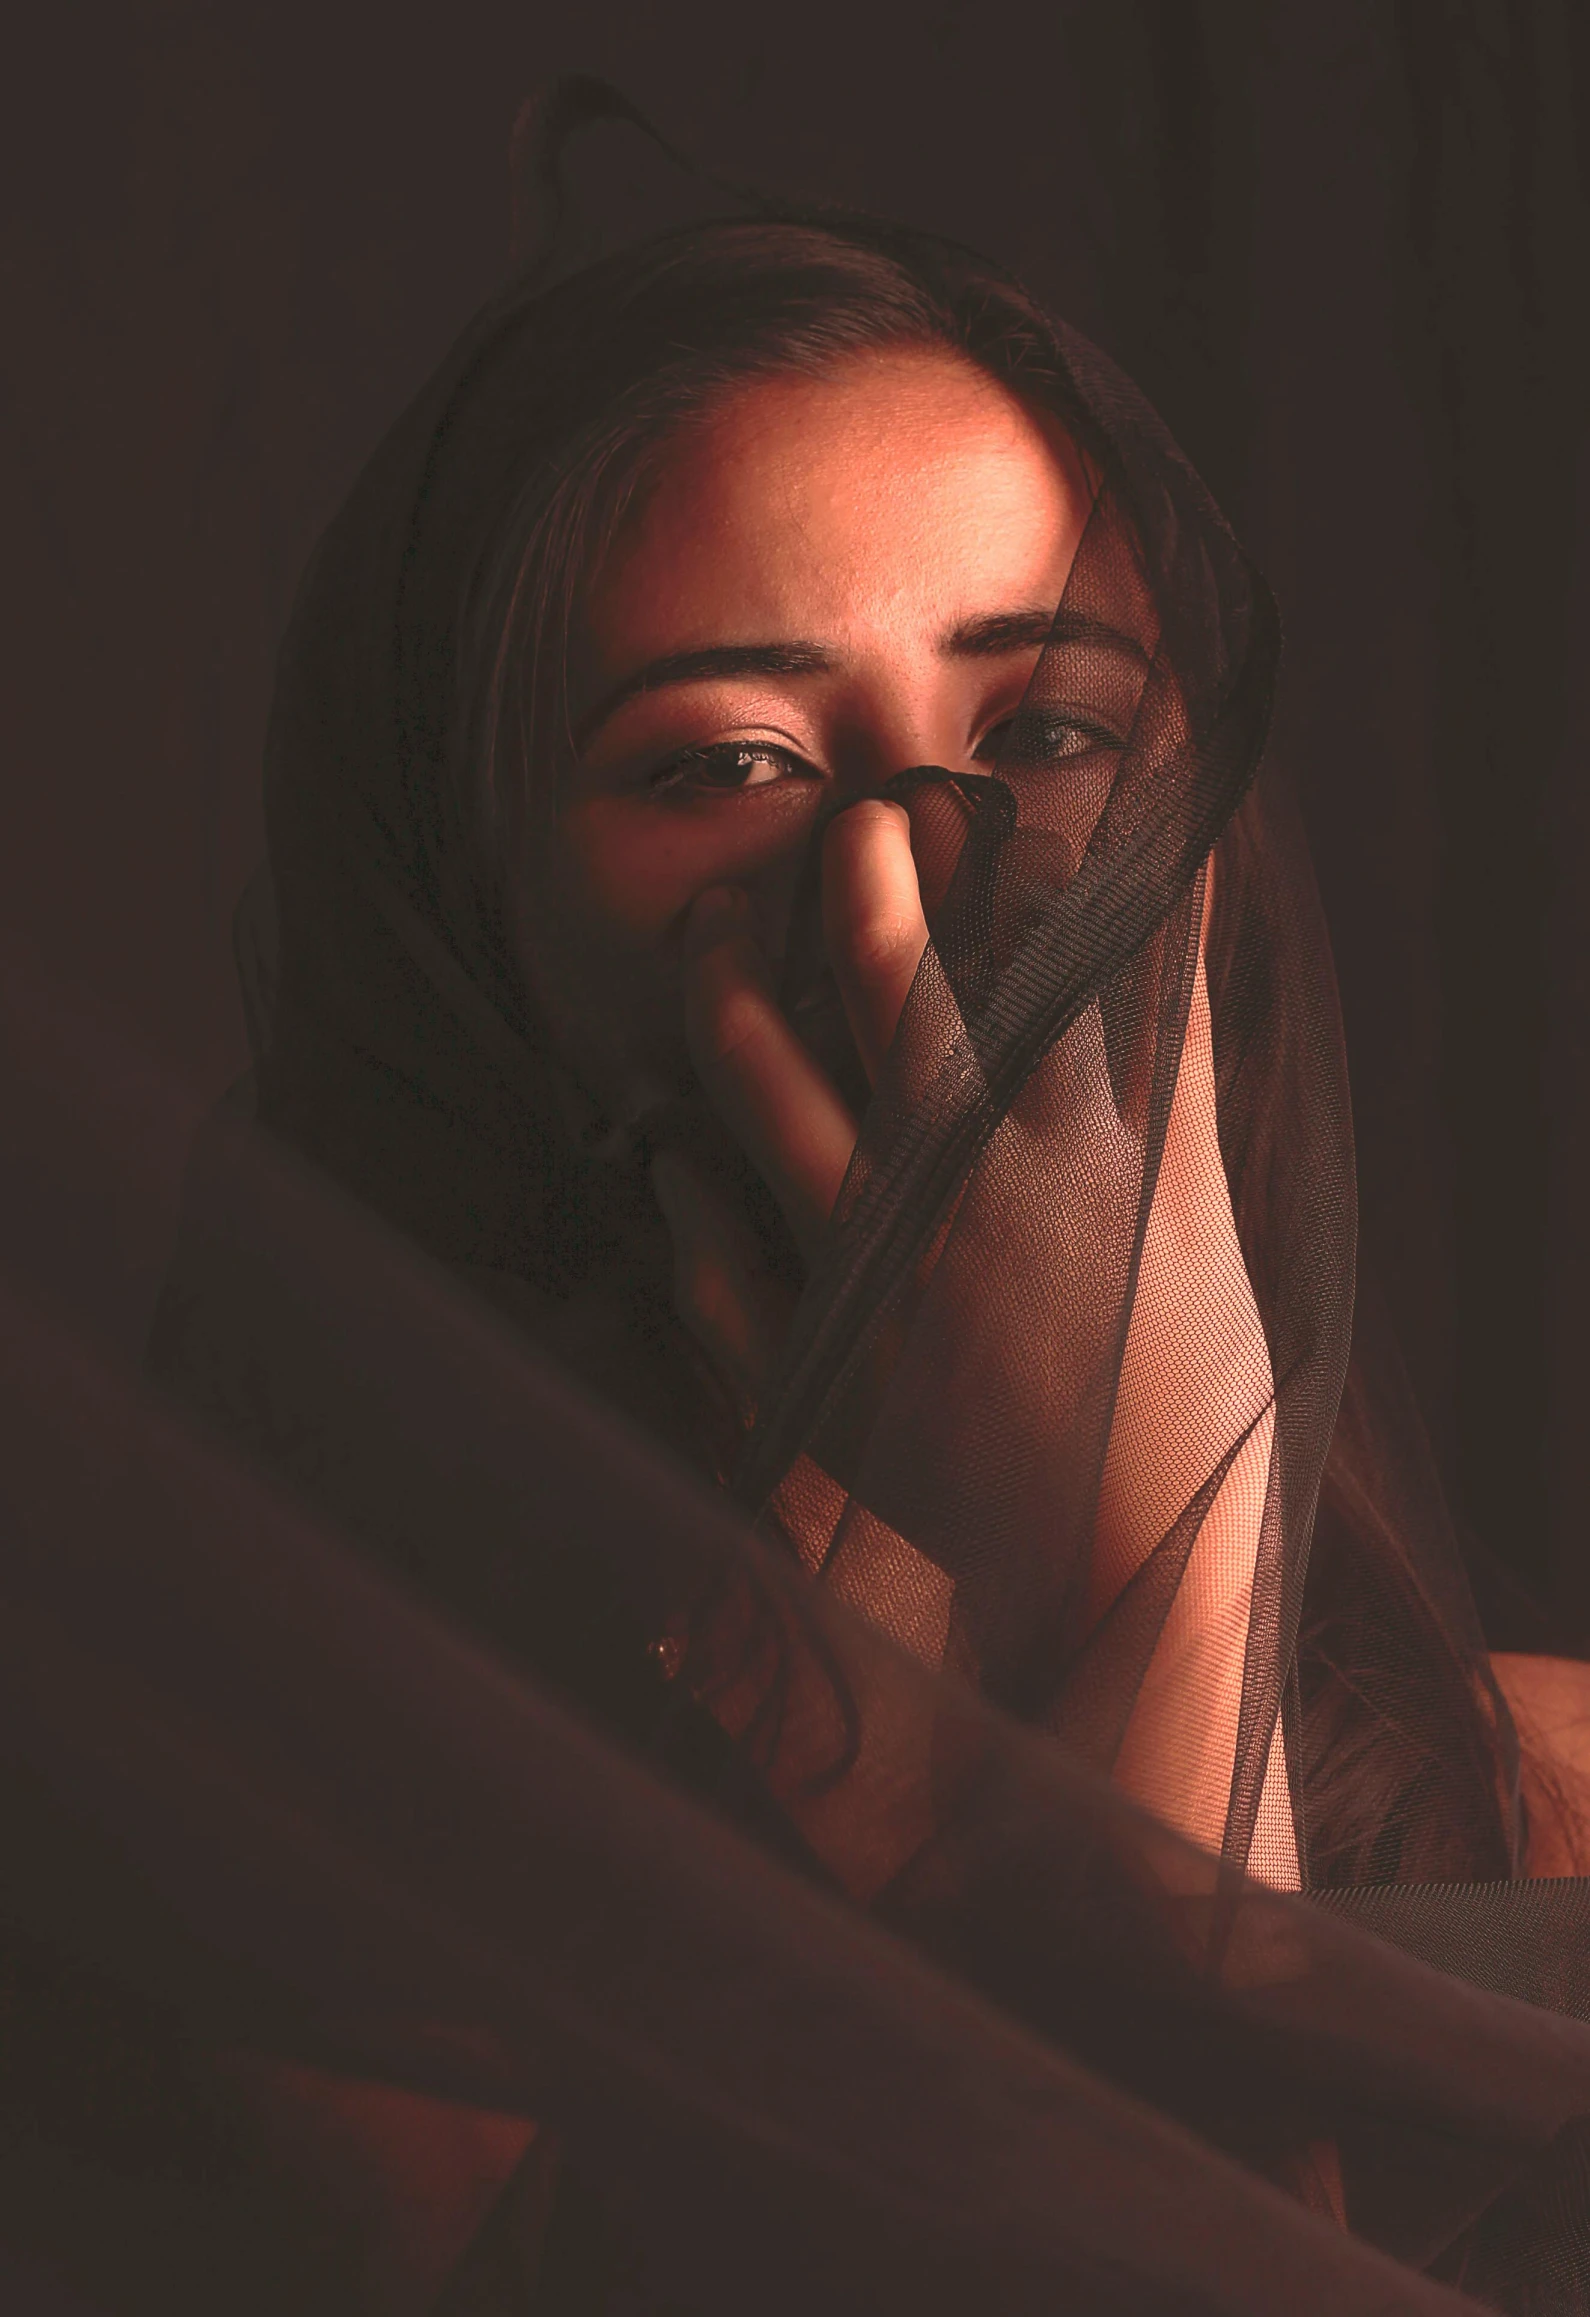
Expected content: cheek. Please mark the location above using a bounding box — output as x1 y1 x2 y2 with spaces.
554 792 822 950
554 800 712 945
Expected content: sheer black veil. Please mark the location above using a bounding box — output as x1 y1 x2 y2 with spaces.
1 79 1588 2315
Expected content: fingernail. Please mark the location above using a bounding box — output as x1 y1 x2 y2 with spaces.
825 796 908 836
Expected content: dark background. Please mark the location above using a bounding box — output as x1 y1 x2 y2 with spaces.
5 4 1587 1624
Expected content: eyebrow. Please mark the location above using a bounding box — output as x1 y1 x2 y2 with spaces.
574 642 832 748
574 607 1149 750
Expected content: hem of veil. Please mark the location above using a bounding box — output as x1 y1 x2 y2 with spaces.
1309 1876 1590 2022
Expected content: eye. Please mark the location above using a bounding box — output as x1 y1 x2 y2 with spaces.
647 740 818 797
973 711 1126 768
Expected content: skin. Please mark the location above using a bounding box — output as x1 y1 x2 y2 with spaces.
517 344 1297 1885
511 348 1102 1406
521 346 1092 1188
1494 1653 1590 1871
250 351 1589 2278
244 350 1287 2299
536 359 1590 1910
229 355 1092 2304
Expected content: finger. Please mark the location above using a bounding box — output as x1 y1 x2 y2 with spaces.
681 889 857 1257
821 801 929 1084
902 780 975 920
650 1147 791 1409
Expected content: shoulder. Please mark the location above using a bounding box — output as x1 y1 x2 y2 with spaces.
1491 1653 1590 1875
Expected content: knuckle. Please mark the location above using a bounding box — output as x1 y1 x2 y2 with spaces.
696 982 772 1071
842 906 919 978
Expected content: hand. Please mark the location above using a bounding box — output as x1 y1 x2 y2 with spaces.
654 800 1297 1877
651 800 929 1409
657 818 1294 1879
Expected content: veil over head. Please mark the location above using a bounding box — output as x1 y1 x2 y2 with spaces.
20 86 1590 2311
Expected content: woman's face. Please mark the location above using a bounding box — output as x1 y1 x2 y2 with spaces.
518 346 1093 1113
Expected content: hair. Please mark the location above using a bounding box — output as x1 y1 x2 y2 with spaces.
411 214 1099 929
273 203 1529 1887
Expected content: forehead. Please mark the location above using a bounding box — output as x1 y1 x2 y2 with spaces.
582 349 1090 660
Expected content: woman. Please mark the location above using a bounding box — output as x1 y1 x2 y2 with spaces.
141 134 1590 2312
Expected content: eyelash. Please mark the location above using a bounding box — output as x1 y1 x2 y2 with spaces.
646 741 817 797
974 712 1126 766
644 714 1125 798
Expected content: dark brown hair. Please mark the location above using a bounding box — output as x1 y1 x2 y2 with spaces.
261 204 1524 1889
405 214 1097 938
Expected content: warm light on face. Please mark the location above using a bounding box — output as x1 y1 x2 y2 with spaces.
512 345 1094 1108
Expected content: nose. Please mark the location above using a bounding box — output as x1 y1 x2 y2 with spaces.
825 672 967 801
884 762 957 800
